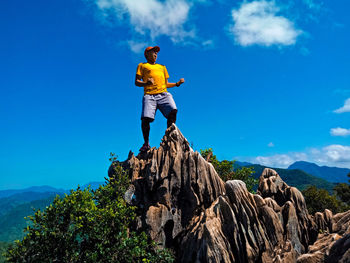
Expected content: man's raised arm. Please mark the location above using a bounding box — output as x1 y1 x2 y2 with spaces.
166 78 185 88
135 75 154 87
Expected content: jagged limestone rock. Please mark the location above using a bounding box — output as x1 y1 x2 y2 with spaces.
109 124 350 263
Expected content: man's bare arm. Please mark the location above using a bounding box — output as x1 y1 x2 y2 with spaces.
166 78 185 88
135 75 154 87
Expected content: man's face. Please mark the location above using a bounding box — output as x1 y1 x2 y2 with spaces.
146 49 158 63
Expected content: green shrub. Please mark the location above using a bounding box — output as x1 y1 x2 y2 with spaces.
5 161 174 263
334 182 350 206
302 185 349 215
200 148 258 193
0 242 10 263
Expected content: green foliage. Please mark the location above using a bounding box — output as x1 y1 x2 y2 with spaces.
334 183 350 206
5 160 174 263
232 166 258 193
333 172 350 206
302 186 349 215
0 242 10 263
200 148 258 193
332 173 350 212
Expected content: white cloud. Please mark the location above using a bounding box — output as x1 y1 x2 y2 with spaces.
228 1 302 47
268 142 274 147
127 40 147 53
330 127 350 137
201 39 215 48
326 145 350 162
302 0 322 11
92 0 195 47
255 154 295 167
334 98 350 113
243 144 350 168
252 153 307 168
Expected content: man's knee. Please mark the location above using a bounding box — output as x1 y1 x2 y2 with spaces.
142 117 154 124
167 109 177 121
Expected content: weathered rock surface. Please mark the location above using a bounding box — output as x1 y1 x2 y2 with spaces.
109 125 350 263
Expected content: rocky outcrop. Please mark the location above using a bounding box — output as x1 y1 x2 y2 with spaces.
109 124 350 263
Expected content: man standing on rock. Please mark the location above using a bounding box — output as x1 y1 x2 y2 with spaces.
135 46 185 152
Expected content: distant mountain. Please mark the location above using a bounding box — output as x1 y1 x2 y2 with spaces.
0 182 105 199
288 161 350 183
0 195 58 242
235 162 335 193
0 191 64 217
0 185 66 199
0 186 68 219
235 161 254 167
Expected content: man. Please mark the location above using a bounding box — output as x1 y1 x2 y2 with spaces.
135 46 185 152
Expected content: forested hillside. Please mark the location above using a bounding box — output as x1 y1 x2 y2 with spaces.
0 195 59 242
235 162 335 193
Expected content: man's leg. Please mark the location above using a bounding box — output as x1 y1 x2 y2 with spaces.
167 109 177 128
141 117 153 145
157 93 177 128
140 94 156 152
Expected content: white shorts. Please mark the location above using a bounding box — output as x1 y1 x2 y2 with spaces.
141 92 177 120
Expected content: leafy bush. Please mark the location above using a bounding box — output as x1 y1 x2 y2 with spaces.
331 173 350 212
200 148 258 193
5 161 174 263
333 171 350 207
302 186 349 215
0 242 9 263
334 183 350 205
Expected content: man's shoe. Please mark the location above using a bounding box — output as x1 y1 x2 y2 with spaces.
139 143 151 152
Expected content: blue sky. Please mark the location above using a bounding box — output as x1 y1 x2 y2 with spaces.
1 0 350 190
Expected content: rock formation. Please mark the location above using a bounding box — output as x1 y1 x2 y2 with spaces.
109 124 350 263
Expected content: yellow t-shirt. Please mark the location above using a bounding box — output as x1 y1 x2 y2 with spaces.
136 63 169 95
